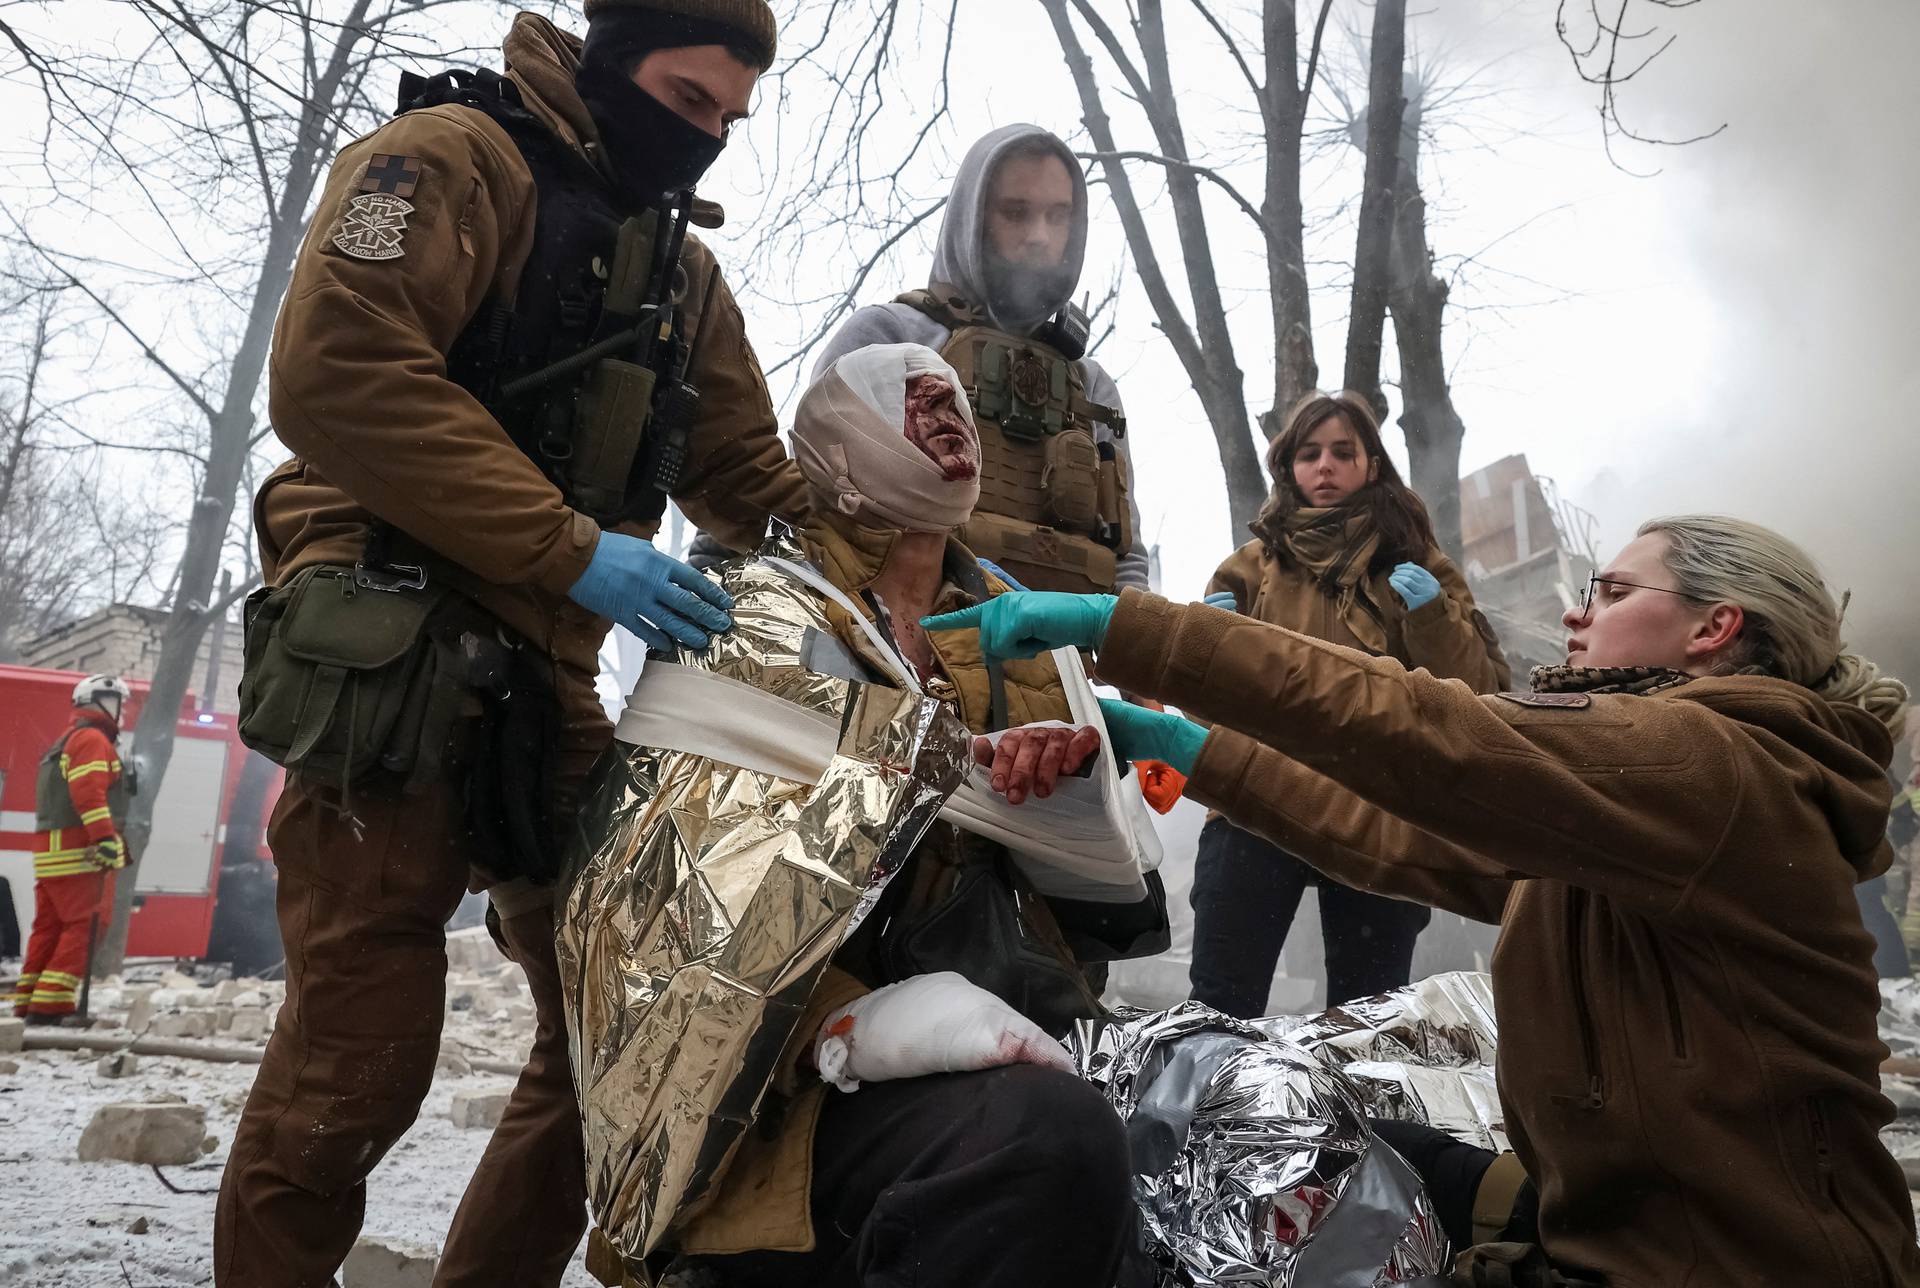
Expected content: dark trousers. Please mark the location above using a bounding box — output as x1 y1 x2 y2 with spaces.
0 875 20 958
700 1065 1139 1288
214 661 608 1287
1369 1118 1538 1252
1189 817 1430 1016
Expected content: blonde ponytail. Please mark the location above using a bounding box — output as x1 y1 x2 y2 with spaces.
1816 654 1910 739
1639 515 1910 736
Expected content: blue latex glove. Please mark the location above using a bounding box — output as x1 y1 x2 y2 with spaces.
976 558 1028 592
922 591 1117 661
1388 562 1442 612
1097 697 1207 775
1202 590 1240 612
567 531 734 653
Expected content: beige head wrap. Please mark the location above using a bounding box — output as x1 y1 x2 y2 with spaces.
791 343 981 533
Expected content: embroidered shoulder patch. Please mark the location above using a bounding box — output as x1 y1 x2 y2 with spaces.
1494 692 1592 709
359 153 422 199
332 192 413 261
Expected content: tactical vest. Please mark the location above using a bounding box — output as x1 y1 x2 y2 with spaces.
35 724 126 832
398 69 708 529
898 288 1132 594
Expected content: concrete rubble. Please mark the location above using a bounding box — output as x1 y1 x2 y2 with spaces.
147 1010 216 1039
0 935 592 1286
76 1101 210 1166
40 927 535 1074
449 1090 510 1130
343 1235 440 1287
95 1050 138 1078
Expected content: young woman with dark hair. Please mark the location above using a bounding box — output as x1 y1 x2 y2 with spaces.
1189 390 1509 1014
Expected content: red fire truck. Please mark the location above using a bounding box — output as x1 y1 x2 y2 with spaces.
0 663 278 961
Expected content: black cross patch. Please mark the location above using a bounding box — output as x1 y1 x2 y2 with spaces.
359 153 421 199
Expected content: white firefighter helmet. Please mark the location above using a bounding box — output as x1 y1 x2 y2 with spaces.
72 673 132 711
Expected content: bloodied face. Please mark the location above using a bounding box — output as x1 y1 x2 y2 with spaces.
903 373 979 482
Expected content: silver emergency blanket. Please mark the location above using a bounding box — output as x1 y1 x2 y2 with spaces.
1263 971 1508 1152
557 546 972 1267
1072 1003 1451 1287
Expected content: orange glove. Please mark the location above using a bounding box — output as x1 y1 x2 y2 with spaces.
1137 761 1187 814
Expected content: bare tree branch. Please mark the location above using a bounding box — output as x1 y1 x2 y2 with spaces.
1554 0 1724 174
761 196 947 381
1299 0 1337 113
1073 149 1273 240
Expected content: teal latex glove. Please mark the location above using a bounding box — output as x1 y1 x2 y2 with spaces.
1097 697 1207 775
921 591 1117 661
1202 591 1240 612
1388 562 1441 612
568 531 733 654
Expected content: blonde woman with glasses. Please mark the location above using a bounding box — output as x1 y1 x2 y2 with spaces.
931 515 1917 1287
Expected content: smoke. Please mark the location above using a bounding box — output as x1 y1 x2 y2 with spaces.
1435 0 1920 695
1597 0 1920 691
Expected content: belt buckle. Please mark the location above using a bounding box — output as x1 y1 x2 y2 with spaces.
351 561 428 593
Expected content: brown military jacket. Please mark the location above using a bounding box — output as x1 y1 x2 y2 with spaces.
257 15 804 678
1207 538 1510 692
1097 589 1920 1288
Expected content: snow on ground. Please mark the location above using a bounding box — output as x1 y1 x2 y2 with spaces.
0 933 600 1288
11 952 1920 1285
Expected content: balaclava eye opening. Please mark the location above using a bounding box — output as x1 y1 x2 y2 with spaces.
575 9 758 207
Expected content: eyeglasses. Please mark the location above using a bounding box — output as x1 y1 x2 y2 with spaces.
1578 573 1701 616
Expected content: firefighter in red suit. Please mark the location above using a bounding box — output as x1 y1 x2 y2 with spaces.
11 674 132 1025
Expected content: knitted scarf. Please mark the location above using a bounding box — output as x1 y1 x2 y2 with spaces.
1264 504 1388 653
1528 664 1693 697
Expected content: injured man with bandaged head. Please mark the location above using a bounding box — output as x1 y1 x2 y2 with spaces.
556 341 1171 1288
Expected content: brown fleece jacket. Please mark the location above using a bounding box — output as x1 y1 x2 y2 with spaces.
1207 539 1510 692
1096 589 1920 1288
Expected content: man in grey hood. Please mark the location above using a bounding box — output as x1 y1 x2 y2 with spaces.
813 123 1150 594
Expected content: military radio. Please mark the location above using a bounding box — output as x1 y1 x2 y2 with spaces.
490 196 717 526
1032 298 1091 361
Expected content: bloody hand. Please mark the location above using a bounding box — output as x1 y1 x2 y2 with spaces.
971 724 1103 805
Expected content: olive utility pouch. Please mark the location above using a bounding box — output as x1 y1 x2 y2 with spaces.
237 563 462 791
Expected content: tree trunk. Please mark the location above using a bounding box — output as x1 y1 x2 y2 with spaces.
1341 0 1407 421
1386 90 1468 561
1040 0 1267 537
1261 0 1318 432
93 6 372 973
99 246 287 972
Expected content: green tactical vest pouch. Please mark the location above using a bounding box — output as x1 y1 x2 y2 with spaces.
1040 427 1101 530
237 564 468 792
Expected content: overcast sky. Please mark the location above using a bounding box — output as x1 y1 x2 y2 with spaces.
14 0 1917 692
691 0 1920 685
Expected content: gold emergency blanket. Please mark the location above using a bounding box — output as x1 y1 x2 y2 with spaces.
555 543 972 1269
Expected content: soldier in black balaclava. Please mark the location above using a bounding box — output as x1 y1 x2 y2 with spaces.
216 4 805 1285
